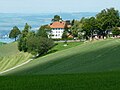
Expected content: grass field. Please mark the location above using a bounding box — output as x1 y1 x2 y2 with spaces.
0 42 32 72
0 42 19 57
1 39 120 90
0 41 82 74
51 41 83 52
1 72 120 90
4 39 120 75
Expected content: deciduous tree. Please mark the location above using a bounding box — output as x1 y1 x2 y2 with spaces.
9 26 21 41
52 15 62 22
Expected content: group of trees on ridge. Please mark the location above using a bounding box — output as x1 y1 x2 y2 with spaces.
9 8 120 56
70 8 120 40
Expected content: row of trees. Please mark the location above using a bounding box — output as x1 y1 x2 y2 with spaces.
69 8 120 40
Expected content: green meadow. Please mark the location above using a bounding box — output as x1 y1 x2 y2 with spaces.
0 42 32 72
1 72 120 90
1 39 120 89
5 39 120 75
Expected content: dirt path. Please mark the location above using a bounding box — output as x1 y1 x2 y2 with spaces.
0 59 33 75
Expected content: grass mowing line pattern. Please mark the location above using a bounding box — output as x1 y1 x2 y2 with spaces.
0 59 33 75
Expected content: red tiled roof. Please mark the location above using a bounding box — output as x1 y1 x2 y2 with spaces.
50 21 66 28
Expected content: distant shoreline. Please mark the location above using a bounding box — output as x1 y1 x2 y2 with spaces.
0 38 14 43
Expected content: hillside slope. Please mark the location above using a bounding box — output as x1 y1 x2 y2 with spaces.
0 42 31 72
4 39 120 75
0 42 19 57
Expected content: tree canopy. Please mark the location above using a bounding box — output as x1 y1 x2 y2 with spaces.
71 20 83 38
37 25 50 38
18 24 54 57
96 8 120 37
79 8 120 39
22 23 31 37
9 26 21 41
112 27 120 36
82 17 98 39
52 15 62 22
18 23 31 52
27 36 54 56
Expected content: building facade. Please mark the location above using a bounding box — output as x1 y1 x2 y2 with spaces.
49 21 66 39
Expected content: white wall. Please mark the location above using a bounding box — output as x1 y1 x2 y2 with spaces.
51 28 64 39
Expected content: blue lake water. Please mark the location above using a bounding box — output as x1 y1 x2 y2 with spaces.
0 12 97 43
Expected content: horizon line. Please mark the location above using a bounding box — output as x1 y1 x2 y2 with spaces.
0 12 98 14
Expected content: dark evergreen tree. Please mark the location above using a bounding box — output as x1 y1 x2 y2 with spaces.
18 23 31 52
22 23 31 37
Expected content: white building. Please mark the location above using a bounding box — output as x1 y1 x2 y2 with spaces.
49 21 66 39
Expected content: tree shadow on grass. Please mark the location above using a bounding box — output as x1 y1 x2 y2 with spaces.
32 49 58 59
47 50 58 55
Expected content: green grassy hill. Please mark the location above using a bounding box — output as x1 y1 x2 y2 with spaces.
0 42 19 57
1 39 120 90
4 39 120 75
0 42 31 72
0 42 81 74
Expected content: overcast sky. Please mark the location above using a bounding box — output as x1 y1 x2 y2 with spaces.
0 0 120 13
